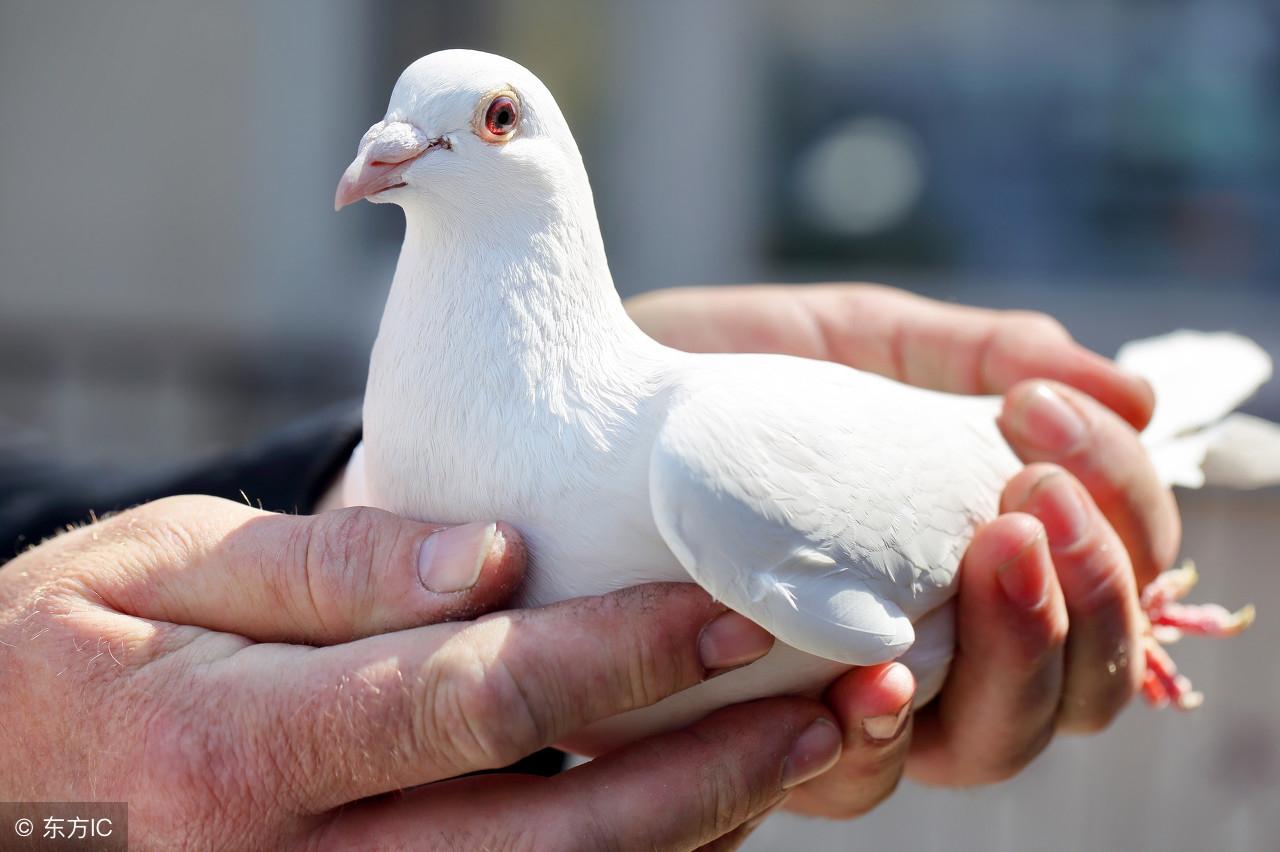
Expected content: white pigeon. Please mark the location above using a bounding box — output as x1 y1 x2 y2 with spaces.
334 50 1279 754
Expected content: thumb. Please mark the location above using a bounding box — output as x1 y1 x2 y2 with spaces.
85 495 526 644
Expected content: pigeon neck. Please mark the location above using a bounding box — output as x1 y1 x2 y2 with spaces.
376 195 657 401
362 191 671 524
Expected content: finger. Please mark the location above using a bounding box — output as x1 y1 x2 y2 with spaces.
1003 465 1147 732
552 699 838 850
628 285 1153 428
315 698 834 851
999 380 1181 584
907 513 1068 785
84 496 525 644
237 584 775 810
794 286 1155 429
784 662 915 818
696 802 786 852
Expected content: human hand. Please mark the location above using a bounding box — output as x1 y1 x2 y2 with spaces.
0 495 847 849
628 283 1178 808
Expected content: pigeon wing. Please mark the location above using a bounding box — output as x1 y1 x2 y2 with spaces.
649 354 1015 665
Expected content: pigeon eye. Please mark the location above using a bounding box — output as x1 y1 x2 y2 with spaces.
481 95 520 141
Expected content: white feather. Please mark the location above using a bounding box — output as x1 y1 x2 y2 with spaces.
1118 331 1272 444
1117 331 1280 489
1201 414 1280 489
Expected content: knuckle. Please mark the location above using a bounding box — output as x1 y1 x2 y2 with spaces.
314 507 383 577
542 587 698 715
559 804 626 852
302 507 388 636
957 718 1055 786
1037 619 1070 667
488 826 550 852
138 678 264 846
702 771 755 836
1066 551 1133 622
624 632 671 708
1010 603 1068 669
414 625 542 771
103 500 201 564
126 494 199 522
972 742 1041 785
828 778 899 819
575 821 625 852
1024 461 1069 482
1008 311 1070 341
159 493 218 514
599 587 700 702
677 727 759 836
821 750 907 818
602 597 681 708
1001 463 1068 513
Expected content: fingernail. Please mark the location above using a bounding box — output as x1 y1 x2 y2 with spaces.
1027 475 1091 550
418 522 500 593
698 611 775 672
996 530 1051 609
1005 384 1087 455
782 719 843 789
862 701 912 743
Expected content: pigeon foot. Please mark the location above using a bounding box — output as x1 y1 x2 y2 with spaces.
1138 561 1255 710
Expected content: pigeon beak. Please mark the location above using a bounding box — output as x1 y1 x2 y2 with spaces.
334 121 443 211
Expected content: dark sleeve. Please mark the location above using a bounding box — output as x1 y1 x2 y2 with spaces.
0 402 363 564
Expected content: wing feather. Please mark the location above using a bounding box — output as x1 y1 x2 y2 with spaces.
649 354 1016 664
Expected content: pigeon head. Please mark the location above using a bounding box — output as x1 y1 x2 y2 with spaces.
334 50 582 217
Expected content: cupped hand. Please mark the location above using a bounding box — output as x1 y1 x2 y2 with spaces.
0 495 848 850
629 283 1180 805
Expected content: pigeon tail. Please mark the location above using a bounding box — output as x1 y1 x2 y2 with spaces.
1117 330 1280 489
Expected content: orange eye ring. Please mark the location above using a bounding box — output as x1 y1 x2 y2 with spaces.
481 95 520 141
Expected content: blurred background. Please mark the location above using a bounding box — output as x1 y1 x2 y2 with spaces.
1 1 1276 849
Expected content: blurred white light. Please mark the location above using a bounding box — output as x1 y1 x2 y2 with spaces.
796 116 926 236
